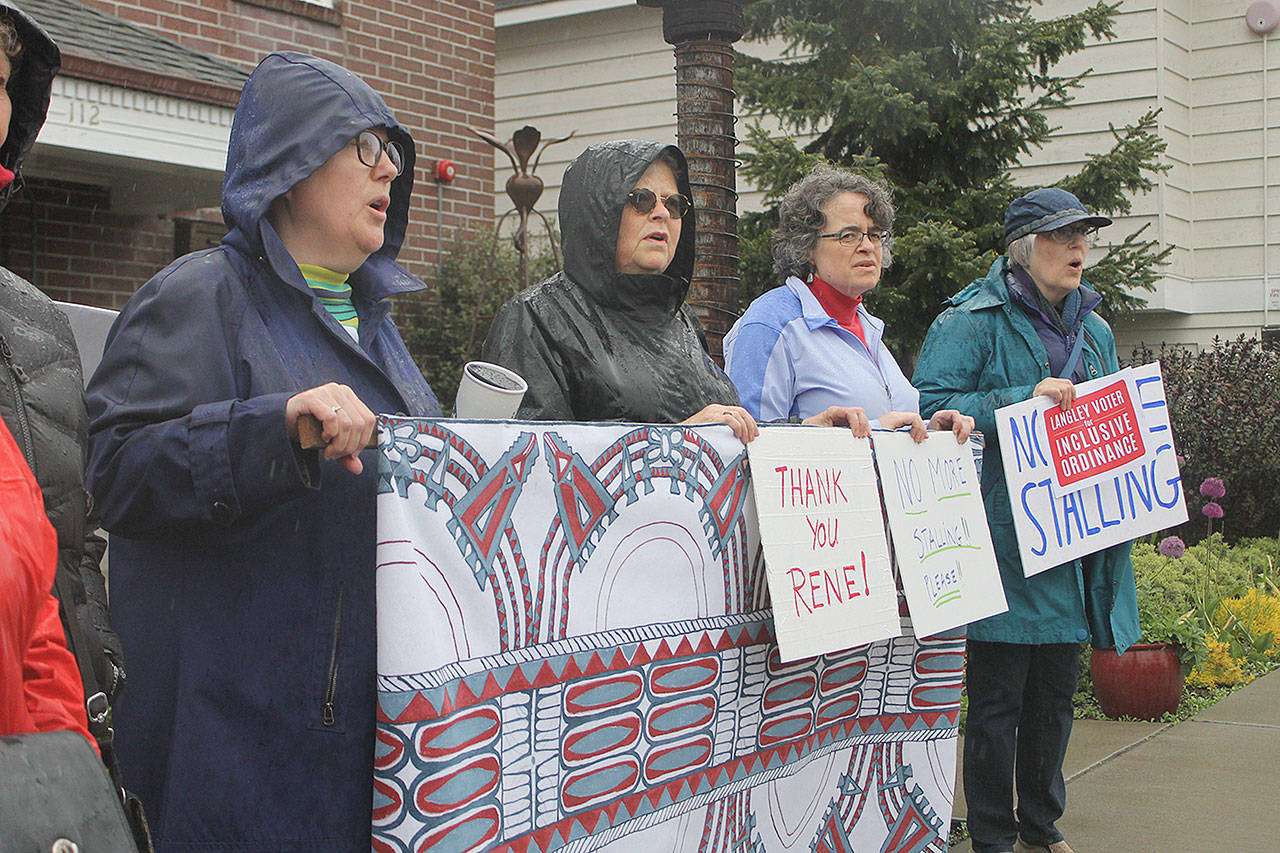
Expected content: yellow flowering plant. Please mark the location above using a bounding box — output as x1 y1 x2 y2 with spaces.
1185 639 1247 688
1132 538 1280 673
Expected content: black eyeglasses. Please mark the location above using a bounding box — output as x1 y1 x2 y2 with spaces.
818 227 891 248
354 129 404 176
625 188 692 219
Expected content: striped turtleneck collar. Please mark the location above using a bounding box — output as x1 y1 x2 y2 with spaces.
300 264 358 340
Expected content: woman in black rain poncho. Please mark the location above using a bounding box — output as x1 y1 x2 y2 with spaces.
483 140 868 438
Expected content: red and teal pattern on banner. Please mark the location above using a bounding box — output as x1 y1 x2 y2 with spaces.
373 419 963 852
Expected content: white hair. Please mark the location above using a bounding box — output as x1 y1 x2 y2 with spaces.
1008 233 1036 269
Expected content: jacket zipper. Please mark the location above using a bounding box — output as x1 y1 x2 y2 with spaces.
0 333 36 470
322 582 344 727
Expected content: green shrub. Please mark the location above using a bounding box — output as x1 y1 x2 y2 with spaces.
1133 542 1207 659
1236 537 1280 572
399 229 558 412
1075 536 1280 720
1130 336 1280 543
1135 538 1266 612
1133 535 1280 667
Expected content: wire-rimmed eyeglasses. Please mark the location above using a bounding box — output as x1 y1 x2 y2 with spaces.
625 188 692 219
817 227 891 248
1042 224 1099 245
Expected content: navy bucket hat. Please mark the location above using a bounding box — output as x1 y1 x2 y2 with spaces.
1004 187 1111 247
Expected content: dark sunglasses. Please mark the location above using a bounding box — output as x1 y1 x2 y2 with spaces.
354 129 405 176
625 188 692 219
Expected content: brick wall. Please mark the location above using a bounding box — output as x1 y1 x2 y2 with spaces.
52 0 495 284
0 177 178 308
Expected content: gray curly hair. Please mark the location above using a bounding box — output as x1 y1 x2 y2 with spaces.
772 166 895 281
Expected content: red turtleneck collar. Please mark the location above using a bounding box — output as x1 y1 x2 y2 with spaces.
808 274 867 348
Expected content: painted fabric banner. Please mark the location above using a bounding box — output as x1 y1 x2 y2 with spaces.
374 418 963 853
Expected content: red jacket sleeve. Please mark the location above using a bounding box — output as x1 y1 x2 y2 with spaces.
0 416 96 754
23 589 96 752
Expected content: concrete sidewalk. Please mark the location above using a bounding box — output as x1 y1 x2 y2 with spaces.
949 667 1280 851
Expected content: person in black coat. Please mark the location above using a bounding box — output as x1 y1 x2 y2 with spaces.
0 0 126 739
484 140 872 439
482 140 762 439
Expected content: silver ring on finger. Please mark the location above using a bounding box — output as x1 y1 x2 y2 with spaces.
332 405 343 414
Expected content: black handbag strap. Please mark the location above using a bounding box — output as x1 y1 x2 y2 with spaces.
52 569 118 777
51 570 153 851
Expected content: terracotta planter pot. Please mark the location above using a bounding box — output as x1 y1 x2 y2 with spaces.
1089 643 1184 720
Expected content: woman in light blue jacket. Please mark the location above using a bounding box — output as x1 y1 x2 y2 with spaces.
726 165 970 440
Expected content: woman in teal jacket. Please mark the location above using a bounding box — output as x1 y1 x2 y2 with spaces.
913 189 1138 853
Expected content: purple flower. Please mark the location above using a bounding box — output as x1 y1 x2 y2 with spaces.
1199 477 1226 499
1158 536 1186 558
1202 502 1224 519
1176 455 1186 468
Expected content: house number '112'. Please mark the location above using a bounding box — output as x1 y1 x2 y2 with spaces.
68 101 100 126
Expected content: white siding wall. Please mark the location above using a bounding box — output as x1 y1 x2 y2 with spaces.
496 1 1280 350
494 4 675 247
494 4 797 248
1019 0 1279 352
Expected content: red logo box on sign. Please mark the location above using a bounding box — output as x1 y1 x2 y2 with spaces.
1043 379 1146 488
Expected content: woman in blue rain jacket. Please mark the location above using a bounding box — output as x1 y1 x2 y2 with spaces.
85 52 440 851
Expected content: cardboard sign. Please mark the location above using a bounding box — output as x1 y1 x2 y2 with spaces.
875 431 1007 637
995 363 1188 576
748 426 900 661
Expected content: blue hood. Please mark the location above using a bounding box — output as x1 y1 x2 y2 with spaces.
221 51 417 283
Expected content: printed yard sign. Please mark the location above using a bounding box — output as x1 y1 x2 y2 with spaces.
1042 375 1147 494
874 432 1007 637
375 418 963 852
995 363 1187 576
748 426 901 662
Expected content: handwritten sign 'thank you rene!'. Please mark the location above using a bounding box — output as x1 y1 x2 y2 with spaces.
749 426 900 662
995 363 1187 576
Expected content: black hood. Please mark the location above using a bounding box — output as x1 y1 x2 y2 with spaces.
483 140 738 423
0 2 58 213
559 139 695 317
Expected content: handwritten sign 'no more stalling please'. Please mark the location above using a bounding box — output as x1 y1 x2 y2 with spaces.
749 427 900 662
996 363 1188 576
875 432 1007 638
